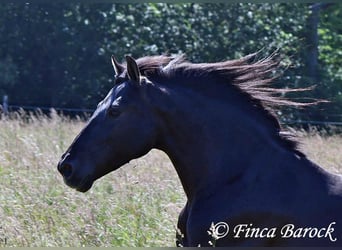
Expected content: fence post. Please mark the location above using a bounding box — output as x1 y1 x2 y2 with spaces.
2 95 8 115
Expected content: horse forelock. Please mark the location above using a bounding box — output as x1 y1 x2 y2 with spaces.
132 53 308 157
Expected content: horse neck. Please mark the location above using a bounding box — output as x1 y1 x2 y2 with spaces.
148 82 291 200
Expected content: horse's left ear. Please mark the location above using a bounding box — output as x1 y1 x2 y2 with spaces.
111 55 124 77
125 55 141 84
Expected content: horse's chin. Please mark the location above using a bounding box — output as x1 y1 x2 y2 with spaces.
64 175 94 193
69 160 130 193
75 180 93 193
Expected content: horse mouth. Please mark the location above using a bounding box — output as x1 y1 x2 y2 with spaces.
64 176 93 193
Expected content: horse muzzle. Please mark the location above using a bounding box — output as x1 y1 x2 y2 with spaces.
57 158 94 192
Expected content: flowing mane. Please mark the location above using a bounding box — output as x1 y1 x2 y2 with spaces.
132 53 307 157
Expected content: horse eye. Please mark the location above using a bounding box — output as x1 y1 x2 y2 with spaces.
107 105 121 117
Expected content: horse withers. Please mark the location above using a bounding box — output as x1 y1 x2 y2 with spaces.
58 53 342 246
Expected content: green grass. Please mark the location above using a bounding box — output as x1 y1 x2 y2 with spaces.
0 111 341 247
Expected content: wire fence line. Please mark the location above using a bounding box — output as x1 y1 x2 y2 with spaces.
1 101 342 127
284 120 342 127
4 104 94 114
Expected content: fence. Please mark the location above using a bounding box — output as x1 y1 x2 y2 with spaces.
3 104 94 115
1 95 93 118
2 95 342 127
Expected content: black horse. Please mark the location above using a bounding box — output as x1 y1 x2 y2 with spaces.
58 53 342 246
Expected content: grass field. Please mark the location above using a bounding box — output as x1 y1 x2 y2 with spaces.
0 111 341 247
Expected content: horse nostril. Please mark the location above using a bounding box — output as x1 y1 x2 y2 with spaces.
58 162 73 179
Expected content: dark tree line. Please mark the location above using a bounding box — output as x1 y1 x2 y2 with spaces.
0 3 341 123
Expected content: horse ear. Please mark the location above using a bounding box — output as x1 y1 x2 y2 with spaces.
125 55 141 84
111 55 124 76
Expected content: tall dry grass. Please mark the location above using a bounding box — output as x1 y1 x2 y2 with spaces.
0 111 341 246
0 111 184 247
297 127 342 175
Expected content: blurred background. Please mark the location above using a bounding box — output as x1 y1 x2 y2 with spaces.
0 3 341 127
0 4 341 247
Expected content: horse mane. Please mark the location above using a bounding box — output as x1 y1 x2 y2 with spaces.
133 53 310 157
